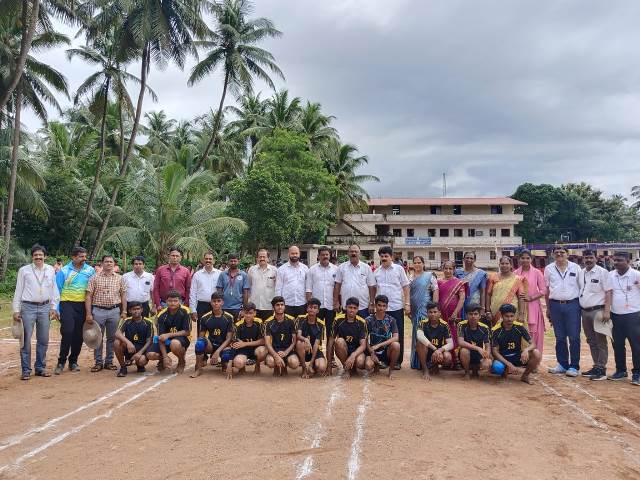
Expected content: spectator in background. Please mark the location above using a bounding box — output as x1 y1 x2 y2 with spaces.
248 249 278 320
216 253 250 319
152 246 191 311
275 245 309 317
189 251 221 333
122 256 154 318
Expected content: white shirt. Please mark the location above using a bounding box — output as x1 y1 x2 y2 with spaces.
580 265 613 308
122 270 154 304
609 268 640 314
189 267 221 311
335 260 376 309
275 261 309 306
374 263 410 311
248 264 278 310
305 262 338 310
13 263 59 312
544 261 583 301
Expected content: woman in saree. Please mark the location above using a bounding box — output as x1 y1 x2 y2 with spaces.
514 249 546 353
486 256 528 327
409 256 440 369
437 260 467 357
454 251 488 319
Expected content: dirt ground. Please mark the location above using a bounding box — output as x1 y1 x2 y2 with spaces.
1 321 639 480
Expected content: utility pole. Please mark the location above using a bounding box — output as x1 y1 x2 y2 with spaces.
442 173 447 197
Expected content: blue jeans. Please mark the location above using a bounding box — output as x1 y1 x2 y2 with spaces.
20 302 51 374
549 298 581 370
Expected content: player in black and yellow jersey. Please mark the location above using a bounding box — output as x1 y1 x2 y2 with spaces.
329 297 367 378
457 303 492 379
491 303 541 384
191 292 234 378
148 290 191 374
231 302 267 375
295 298 327 378
265 296 299 376
364 295 401 379
416 302 454 380
113 302 154 377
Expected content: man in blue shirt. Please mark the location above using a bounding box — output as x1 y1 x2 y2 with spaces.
216 253 250 320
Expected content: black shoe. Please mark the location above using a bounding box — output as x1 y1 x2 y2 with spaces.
590 368 607 381
69 363 80 372
393 364 401 370
582 367 597 377
608 370 628 381
117 367 127 377
136 366 146 373
54 364 64 375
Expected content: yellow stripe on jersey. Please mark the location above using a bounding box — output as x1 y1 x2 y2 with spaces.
235 318 263 327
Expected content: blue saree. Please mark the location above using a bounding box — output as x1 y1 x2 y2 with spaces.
409 271 435 369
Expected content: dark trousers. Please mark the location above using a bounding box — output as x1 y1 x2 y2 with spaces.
611 311 640 375
549 298 581 370
387 309 405 364
285 305 306 318
58 301 86 366
357 308 370 320
196 301 212 334
127 301 150 319
318 308 336 337
256 309 273 321
224 309 241 321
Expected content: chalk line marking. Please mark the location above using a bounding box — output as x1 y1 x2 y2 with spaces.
295 378 344 479
347 379 371 480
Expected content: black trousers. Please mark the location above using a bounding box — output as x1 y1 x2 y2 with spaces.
196 301 212 334
611 311 640 375
387 309 405 364
256 309 273 321
58 301 86 366
318 308 336 337
127 301 150 319
285 305 306 318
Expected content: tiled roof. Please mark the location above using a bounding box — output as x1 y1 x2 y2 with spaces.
367 197 526 206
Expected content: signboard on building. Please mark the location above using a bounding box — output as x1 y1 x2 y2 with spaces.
404 237 432 246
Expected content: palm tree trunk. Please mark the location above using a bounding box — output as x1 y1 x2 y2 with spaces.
118 95 125 169
0 0 40 113
90 47 149 260
74 79 110 246
194 69 230 171
1 87 22 280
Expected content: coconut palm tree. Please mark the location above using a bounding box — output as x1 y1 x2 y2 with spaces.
225 91 266 167
143 110 176 153
298 101 337 152
631 185 640 209
190 0 284 170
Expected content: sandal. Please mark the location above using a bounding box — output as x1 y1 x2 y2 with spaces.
104 363 118 371
34 371 51 377
91 363 104 372
117 367 127 377
20 373 30 381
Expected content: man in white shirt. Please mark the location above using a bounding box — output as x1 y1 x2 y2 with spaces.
122 256 154 318
579 249 613 381
248 249 278 320
544 245 584 377
275 245 309 317
306 245 338 335
608 251 640 385
12 244 60 380
374 246 410 369
189 251 221 334
333 244 377 320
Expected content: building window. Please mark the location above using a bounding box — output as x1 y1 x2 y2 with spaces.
475 230 483 236
407 251 414 260
407 228 415 237
441 252 450 261
501 228 510 237
392 205 400 215
453 205 462 215
490 205 503 215
393 228 402 237
489 228 497 237
428 228 436 237
428 251 436 260
430 206 441 215
468 228 476 237
440 228 449 237
376 224 390 236
454 228 463 237
490 251 497 260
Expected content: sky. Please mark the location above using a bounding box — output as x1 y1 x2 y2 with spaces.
23 0 640 200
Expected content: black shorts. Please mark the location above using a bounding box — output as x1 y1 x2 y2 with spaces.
504 353 525 367
235 347 257 360
304 350 325 363
124 345 146 361
470 350 482 365
148 336 190 354
270 350 297 359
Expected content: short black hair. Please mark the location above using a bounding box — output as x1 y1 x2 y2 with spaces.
463 251 476 259
613 251 631 260
243 302 256 311
375 294 389 305
128 301 143 309
378 245 393 256
31 244 46 255
552 245 568 253
271 295 285 306
228 253 239 260
518 248 532 258
317 246 331 255
101 254 114 262
71 246 87 256
168 246 183 255
306 298 321 308
132 255 145 264
465 303 482 313
582 249 596 257
166 290 181 300
211 292 224 301
345 297 359 307
426 301 439 311
499 303 517 314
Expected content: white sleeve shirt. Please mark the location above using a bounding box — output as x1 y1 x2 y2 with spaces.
122 271 155 304
305 263 338 310
335 261 377 309
248 264 278 310
579 265 613 308
13 263 59 312
275 262 309 307
609 268 640 314
544 261 583 301
373 263 410 311
189 268 221 311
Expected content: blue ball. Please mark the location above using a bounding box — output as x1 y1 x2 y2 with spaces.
491 360 506 375
165 338 172 347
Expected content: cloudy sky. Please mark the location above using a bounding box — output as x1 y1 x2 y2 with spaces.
24 0 640 200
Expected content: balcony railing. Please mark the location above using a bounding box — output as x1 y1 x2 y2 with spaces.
342 213 523 224
325 234 394 245
324 234 523 247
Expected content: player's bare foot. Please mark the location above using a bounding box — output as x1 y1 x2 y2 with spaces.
301 369 310 379
464 372 471 380
253 366 261 375
387 369 395 379
175 360 185 374
226 370 233 380
190 368 202 378
521 374 533 384
422 371 432 381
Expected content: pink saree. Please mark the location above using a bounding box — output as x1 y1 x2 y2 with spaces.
437 277 468 349
514 266 547 353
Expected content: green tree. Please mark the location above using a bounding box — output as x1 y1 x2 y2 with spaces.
299 101 337 152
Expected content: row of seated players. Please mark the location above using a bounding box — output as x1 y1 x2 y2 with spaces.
114 291 541 383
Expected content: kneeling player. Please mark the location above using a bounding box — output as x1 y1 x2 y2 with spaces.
148 291 191 373
457 303 492 379
416 302 454 381
364 295 401 378
192 292 234 378
295 298 327 378
114 302 154 377
265 296 299 376
491 304 541 384
329 297 367 378
232 302 267 375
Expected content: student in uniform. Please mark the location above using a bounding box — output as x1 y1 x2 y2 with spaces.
364 295 401 378
491 304 541 384
191 292 234 378
113 302 154 377
231 302 267 375
265 296 299 376
415 302 454 380
295 298 327 378
457 303 492 379
148 290 191 373
329 297 368 378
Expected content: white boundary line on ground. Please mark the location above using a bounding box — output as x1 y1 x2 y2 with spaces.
0 327 11 331
295 377 344 479
347 378 371 480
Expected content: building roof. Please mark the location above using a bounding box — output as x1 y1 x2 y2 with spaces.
367 197 526 206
